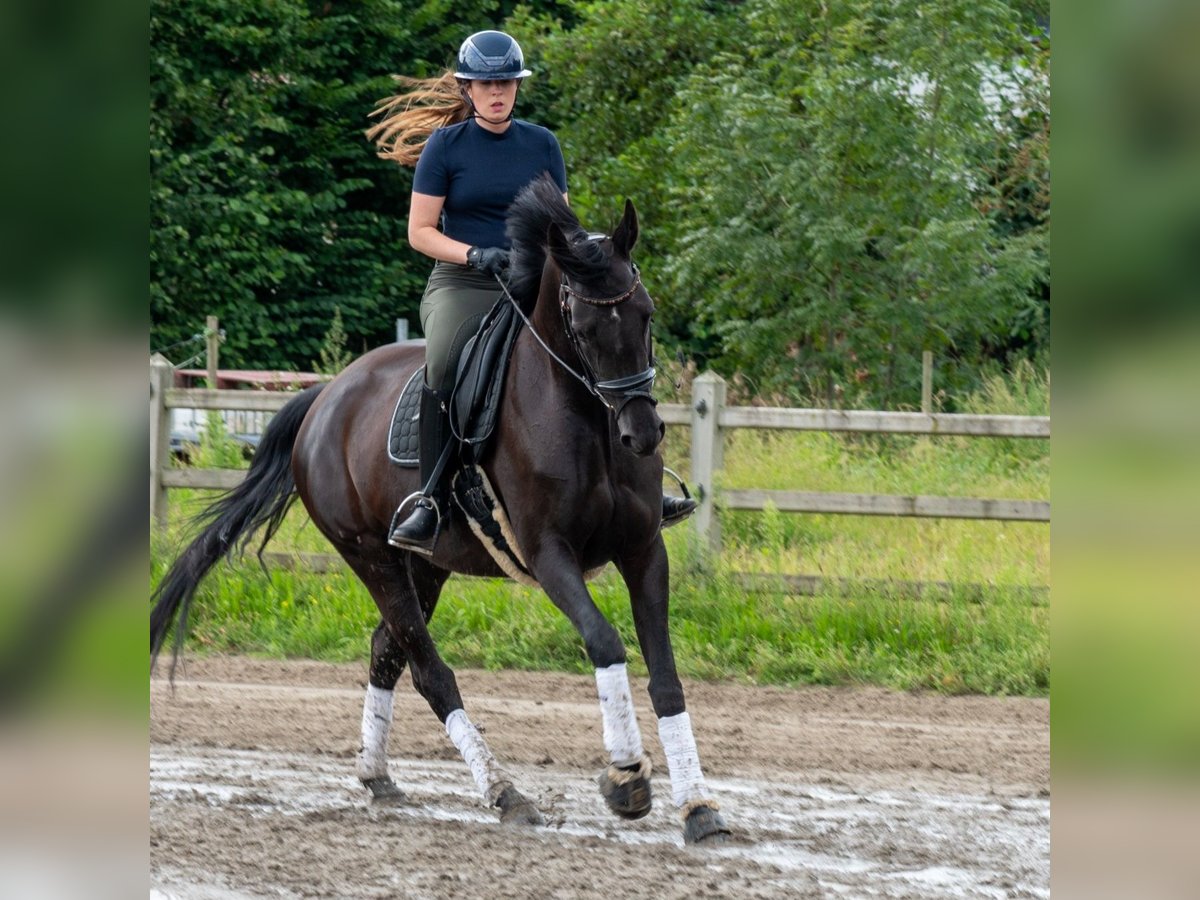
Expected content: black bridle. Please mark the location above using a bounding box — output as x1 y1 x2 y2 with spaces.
495 263 657 417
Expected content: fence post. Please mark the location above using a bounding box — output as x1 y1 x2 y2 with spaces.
691 371 726 555
150 353 174 528
921 350 933 414
206 315 221 389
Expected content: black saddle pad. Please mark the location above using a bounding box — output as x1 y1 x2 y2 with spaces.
387 366 425 467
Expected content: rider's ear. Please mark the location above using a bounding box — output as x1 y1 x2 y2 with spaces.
612 199 639 258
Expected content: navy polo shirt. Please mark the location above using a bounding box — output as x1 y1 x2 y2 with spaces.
412 118 568 249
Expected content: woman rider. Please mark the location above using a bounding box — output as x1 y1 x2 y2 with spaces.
368 30 695 553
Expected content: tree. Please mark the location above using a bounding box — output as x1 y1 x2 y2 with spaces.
658 0 1049 406
151 0 578 369
151 0 1049 405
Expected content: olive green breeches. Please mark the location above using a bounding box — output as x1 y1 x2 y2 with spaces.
419 262 503 393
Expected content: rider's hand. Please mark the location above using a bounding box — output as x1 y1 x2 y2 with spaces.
466 246 510 278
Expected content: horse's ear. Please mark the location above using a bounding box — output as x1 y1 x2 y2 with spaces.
612 199 638 258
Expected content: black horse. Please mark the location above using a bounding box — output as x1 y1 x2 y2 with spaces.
151 174 731 845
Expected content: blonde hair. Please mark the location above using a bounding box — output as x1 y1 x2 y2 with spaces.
366 71 470 168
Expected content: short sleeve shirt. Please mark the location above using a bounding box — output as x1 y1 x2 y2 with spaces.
412 118 568 249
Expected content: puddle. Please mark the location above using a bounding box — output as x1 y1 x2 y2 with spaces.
152 745 1048 898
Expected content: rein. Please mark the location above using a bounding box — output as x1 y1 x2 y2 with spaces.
494 269 657 417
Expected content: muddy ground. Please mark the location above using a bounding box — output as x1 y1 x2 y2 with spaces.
150 656 1048 898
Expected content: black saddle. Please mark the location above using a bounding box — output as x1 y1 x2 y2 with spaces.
388 295 524 468
449 295 523 459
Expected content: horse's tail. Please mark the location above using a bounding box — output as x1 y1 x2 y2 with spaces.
150 383 325 677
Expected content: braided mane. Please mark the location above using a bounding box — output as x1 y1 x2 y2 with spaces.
505 173 608 309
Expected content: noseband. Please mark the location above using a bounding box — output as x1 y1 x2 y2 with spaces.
495 264 657 417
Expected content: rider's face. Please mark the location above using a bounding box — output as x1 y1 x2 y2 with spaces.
466 79 519 124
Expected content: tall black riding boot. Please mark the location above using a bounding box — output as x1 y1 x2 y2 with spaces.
388 385 451 553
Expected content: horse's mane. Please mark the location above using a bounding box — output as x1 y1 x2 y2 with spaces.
506 173 609 309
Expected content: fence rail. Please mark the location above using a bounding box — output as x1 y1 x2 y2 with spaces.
660 403 1048 438
150 360 1049 565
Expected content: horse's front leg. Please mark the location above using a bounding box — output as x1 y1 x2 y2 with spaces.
530 541 654 820
618 536 733 845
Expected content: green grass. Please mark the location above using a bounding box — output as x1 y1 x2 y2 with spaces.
151 365 1049 696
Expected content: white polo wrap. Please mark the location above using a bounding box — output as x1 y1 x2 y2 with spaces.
356 685 394 780
594 662 645 768
445 708 513 805
657 711 712 808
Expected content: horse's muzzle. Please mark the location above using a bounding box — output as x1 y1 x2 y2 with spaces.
618 399 665 456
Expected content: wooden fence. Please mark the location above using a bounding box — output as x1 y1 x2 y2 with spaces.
676 372 1049 554
150 358 1049 570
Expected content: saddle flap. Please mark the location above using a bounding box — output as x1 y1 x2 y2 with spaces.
450 297 523 449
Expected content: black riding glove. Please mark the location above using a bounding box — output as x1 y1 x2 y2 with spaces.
466 246 510 278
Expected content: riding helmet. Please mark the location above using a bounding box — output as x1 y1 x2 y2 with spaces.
454 30 533 81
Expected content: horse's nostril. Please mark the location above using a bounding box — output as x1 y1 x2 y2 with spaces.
621 434 634 449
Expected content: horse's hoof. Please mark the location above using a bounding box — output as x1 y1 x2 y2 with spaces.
362 776 408 806
598 755 653 820
495 785 544 826
682 803 732 846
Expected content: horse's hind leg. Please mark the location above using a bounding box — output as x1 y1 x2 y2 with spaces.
347 551 543 826
619 538 732 845
357 620 409 804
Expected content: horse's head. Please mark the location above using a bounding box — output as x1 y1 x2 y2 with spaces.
545 200 665 456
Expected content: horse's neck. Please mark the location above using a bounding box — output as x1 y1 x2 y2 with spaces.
529 264 578 365
530 264 562 336
518 267 610 427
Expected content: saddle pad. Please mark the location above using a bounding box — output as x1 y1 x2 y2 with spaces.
387 366 425 466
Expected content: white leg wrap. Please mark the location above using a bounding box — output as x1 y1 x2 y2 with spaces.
594 663 645 768
356 685 394 780
445 709 513 805
658 711 712 808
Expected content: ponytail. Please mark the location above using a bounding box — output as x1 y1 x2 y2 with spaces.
366 71 470 167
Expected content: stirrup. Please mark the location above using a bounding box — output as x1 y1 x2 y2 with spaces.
662 495 697 528
661 467 696 529
387 492 442 553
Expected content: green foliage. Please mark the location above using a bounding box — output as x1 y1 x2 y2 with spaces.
518 0 1049 407
313 305 352 376
151 0 1049 408
192 412 249 470
149 0 540 369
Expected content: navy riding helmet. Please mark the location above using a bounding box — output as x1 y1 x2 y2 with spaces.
454 30 533 81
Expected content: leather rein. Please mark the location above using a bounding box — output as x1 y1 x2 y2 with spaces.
495 264 657 417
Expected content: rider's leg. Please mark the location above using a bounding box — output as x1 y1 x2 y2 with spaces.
388 384 451 551
387 262 499 551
